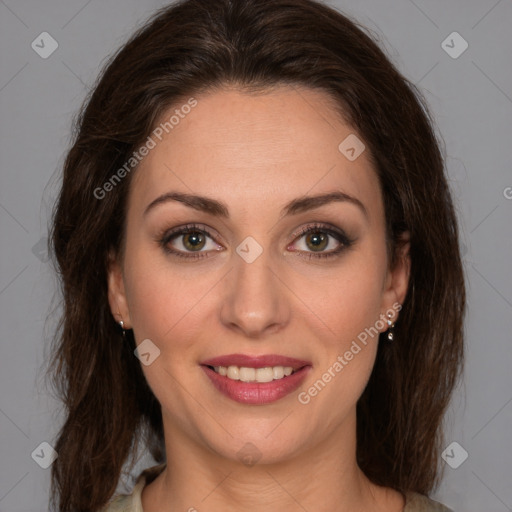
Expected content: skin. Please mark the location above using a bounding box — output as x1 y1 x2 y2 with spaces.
108 85 410 512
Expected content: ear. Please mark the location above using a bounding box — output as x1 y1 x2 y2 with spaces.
380 231 411 320
107 250 132 329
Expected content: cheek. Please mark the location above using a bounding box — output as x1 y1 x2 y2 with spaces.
328 276 382 339
122 244 218 346
298 253 386 344
297 264 384 415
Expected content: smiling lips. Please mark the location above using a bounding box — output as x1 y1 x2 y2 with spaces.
200 353 312 404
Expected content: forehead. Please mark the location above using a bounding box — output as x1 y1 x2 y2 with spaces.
128 85 383 223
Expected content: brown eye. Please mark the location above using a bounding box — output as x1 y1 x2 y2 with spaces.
289 223 355 260
182 231 206 251
304 231 329 252
160 224 223 260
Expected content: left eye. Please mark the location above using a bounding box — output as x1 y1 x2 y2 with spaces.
292 229 342 253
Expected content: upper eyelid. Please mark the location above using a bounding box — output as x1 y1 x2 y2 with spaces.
293 223 346 237
162 223 219 243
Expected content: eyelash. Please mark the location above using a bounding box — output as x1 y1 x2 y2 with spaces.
158 222 355 261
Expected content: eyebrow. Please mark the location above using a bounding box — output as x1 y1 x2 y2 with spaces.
144 190 368 219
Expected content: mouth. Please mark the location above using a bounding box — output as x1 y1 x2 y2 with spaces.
204 364 304 382
200 354 312 404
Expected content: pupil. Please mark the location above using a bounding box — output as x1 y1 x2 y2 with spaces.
307 232 327 251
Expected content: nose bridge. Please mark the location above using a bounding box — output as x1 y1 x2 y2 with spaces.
220 239 289 337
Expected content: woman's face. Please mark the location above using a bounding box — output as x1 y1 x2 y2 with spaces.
108 85 409 464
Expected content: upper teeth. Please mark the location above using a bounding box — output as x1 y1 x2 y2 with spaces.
213 365 295 382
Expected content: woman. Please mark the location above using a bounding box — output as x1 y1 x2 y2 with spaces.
48 0 465 510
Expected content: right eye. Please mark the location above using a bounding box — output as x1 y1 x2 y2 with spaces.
159 223 224 259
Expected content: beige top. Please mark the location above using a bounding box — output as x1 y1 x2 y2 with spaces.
102 464 453 512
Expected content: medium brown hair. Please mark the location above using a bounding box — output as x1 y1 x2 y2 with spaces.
48 0 465 510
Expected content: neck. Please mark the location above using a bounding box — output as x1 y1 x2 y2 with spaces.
141 411 404 512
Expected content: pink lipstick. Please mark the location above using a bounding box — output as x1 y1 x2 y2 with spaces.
200 353 312 405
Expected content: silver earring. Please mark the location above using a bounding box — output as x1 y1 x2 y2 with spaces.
119 320 126 338
386 312 395 341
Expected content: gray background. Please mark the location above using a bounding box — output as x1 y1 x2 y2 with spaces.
0 0 511 510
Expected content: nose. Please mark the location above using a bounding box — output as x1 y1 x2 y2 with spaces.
220 248 290 339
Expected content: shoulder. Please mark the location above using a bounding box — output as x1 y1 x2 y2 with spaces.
100 493 135 512
100 463 166 512
403 491 454 512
